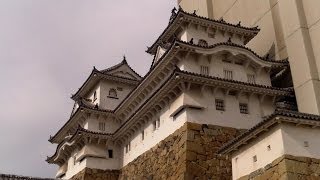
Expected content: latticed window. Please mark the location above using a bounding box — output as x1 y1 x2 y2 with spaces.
200 66 209 75
224 70 233 80
99 122 106 131
108 88 117 98
247 74 256 84
239 103 249 114
215 99 225 111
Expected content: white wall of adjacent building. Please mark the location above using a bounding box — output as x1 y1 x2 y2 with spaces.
230 124 320 180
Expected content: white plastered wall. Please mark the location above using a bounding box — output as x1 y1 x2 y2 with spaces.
121 94 188 166
186 87 273 129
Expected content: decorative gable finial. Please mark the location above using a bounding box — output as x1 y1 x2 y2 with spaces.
169 7 178 23
237 21 241 26
122 55 127 64
172 7 177 14
227 37 232 43
193 10 197 15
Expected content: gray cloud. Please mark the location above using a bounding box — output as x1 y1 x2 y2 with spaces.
0 0 176 178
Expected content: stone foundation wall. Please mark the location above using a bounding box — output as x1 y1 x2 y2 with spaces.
119 122 188 180
71 168 119 180
185 123 243 179
239 155 320 180
119 122 242 180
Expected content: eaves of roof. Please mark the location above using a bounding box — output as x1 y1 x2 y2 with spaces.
176 70 294 95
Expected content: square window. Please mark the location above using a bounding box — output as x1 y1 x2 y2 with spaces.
267 145 271 151
224 70 233 80
215 99 225 111
304 141 309 147
99 122 106 131
239 103 249 114
200 66 209 75
253 155 257 162
108 149 113 158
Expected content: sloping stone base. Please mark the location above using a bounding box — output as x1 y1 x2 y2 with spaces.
71 168 119 180
239 155 320 180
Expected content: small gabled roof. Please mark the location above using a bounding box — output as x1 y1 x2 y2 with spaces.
101 56 142 80
147 7 260 55
218 110 320 155
71 58 141 101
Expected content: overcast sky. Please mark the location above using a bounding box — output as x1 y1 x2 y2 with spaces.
0 0 176 178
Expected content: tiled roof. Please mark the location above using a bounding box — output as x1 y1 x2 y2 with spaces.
47 126 112 163
0 174 56 180
71 67 140 100
147 7 260 54
218 109 320 154
175 40 289 64
101 56 142 79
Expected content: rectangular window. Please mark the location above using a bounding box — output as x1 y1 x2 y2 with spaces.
200 66 209 75
153 121 157 131
224 70 233 80
215 99 225 111
99 122 106 131
157 118 160 128
128 142 131 151
239 103 249 114
141 130 145 141
73 156 76 165
247 74 256 84
108 150 113 158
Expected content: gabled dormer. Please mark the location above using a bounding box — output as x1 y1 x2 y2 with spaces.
101 56 142 81
71 57 141 111
147 7 260 56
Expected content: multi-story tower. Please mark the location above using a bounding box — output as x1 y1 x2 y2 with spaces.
47 7 294 179
178 0 320 115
